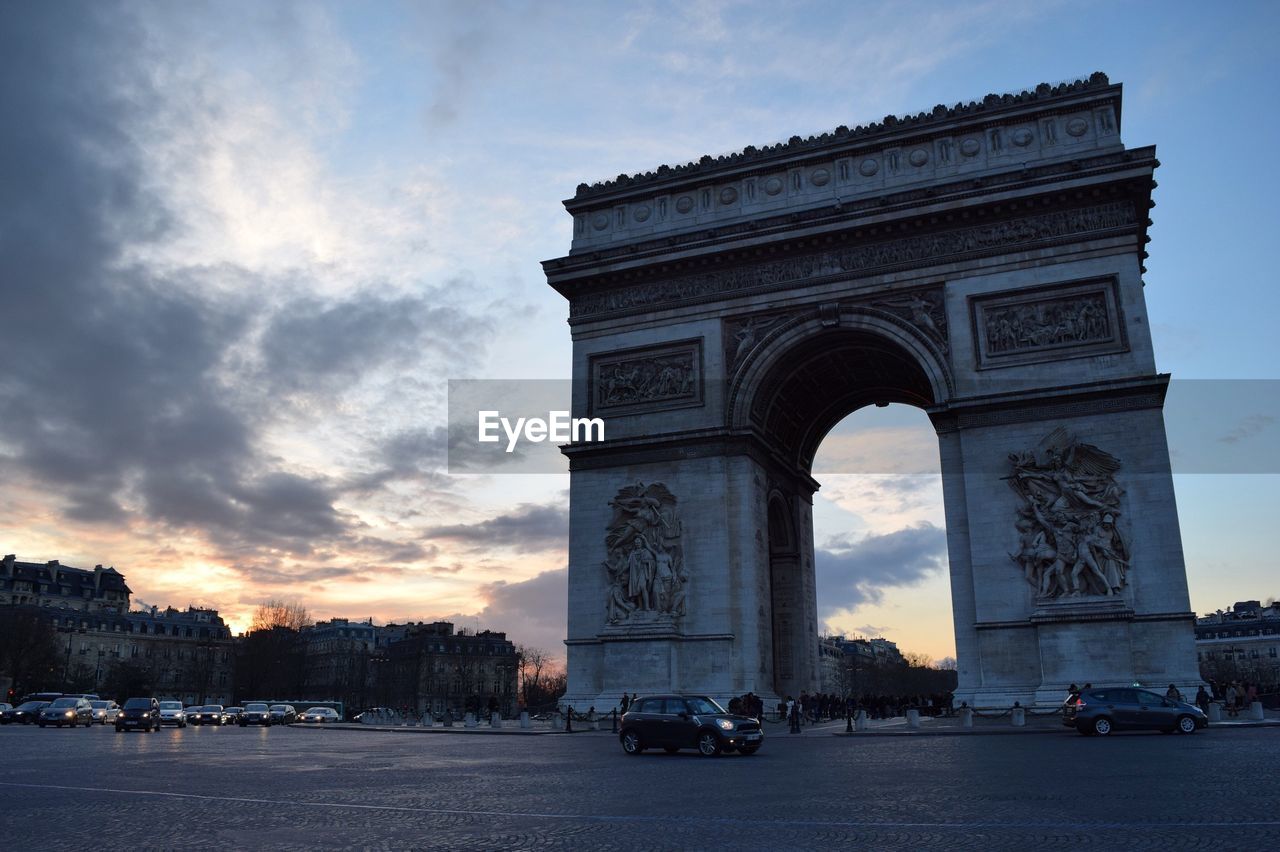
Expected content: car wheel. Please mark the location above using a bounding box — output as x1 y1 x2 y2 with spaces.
1176 715 1198 734
739 745 760 756
697 731 722 756
1092 717 1113 736
620 729 643 755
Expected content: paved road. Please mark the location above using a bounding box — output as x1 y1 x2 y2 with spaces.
1 722 1275 850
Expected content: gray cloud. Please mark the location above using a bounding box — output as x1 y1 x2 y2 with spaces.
261 295 489 395
0 5 496 566
445 567 567 656
424 503 569 554
815 523 948 618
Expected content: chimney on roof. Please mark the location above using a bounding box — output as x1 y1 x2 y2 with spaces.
2 554 13 576
47 559 60 584
94 565 104 591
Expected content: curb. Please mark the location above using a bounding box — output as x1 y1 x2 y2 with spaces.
296 723 557 736
831 719 1280 737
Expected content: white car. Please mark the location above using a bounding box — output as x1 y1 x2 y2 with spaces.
158 700 187 727
298 707 340 723
89 700 120 724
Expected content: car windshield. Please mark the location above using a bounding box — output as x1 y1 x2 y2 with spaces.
159 701 182 710
684 697 725 715
16 701 47 711
245 703 268 711
123 698 152 709
306 708 333 715
269 705 289 711
201 705 223 712
90 701 109 709
50 697 79 708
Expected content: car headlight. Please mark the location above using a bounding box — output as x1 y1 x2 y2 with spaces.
65 710 75 717
716 718 734 731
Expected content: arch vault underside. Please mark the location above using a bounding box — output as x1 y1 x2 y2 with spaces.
545 75 1201 708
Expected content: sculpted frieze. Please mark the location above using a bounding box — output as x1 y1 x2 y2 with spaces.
570 201 1136 319
1006 429 1129 600
972 278 1124 367
603 482 686 625
591 341 701 412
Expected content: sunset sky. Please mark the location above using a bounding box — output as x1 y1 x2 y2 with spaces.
3 1 1277 663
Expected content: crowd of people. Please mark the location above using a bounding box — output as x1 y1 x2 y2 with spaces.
728 690 956 726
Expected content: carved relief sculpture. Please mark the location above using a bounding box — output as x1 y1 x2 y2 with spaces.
1006 429 1129 599
983 292 1110 355
604 482 686 623
571 201 1136 318
875 289 948 348
591 342 701 412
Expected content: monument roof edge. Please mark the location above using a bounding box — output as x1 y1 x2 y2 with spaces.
564 73 1120 210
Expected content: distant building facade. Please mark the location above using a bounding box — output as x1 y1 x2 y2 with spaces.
1195 600 1280 686
378 622 519 717
1 555 235 704
1 555 130 611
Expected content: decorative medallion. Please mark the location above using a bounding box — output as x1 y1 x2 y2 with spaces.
908 148 929 167
675 195 694 214
592 212 609 231
719 186 739 205
858 158 879 177
1007 429 1129 599
1012 128 1035 147
763 176 784 196
1066 117 1089 137
810 168 831 186
960 138 981 157
633 205 652 223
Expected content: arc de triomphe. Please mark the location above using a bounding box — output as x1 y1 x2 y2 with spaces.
543 74 1201 708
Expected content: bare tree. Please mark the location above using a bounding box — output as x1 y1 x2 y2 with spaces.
516 645 550 708
250 599 312 632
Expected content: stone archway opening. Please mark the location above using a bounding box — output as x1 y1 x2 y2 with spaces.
748 326 944 699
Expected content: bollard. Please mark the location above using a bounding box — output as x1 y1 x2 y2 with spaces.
520 711 531 729
959 707 973 728
906 708 921 729
491 712 502 728
1011 704 1026 727
1248 701 1265 721
464 712 477 728
1207 701 1222 722
855 709 869 732
443 711 453 728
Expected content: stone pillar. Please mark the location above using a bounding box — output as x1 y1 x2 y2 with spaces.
491 712 502 727
959 707 973 728
1011 705 1026 727
854 709 868 732
1207 702 1222 722
1248 701 1265 721
519 711 530 729
443 711 453 727
905 708 921 729
464 712 477 728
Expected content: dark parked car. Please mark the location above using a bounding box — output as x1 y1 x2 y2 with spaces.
190 705 227 726
1064 687 1208 736
619 695 763 756
224 707 244 724
116 697 161 732
1 700 50 724
268 704 297 724
38 696 94 728
239 703 272 727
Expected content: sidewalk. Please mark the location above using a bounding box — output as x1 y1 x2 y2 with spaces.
297 710 1280 738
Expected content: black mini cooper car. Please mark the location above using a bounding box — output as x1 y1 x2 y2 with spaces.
619 695 763 756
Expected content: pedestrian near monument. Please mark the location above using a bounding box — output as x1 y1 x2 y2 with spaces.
619 693 630 713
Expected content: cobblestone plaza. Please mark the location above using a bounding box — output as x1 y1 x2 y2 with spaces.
2 723 1276 849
